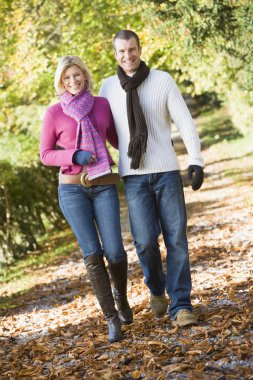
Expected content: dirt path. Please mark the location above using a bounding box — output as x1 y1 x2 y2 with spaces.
0 143 253 379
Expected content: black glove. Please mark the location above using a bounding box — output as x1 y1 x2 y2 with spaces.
72 150 95 165
188 165 204 191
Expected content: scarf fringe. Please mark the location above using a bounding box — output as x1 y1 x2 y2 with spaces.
128 136 147 169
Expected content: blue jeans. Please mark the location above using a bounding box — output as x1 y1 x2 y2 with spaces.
58 184 126 263
123 171 192 317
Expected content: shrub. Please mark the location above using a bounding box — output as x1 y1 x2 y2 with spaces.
0 161 65 263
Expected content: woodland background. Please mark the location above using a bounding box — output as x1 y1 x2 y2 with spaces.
0 1 253 379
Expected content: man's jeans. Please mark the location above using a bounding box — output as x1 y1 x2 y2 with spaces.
123 171 192 317
58 184 126 263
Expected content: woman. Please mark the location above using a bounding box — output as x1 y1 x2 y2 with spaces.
40 55 133 343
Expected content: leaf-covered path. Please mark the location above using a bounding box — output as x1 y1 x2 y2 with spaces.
1 143 253 379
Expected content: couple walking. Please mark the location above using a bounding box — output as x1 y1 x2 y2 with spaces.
40 30 204 343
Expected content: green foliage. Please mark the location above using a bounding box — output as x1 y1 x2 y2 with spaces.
0 0 142 109
0 0 146 141
1 0 252 132
226 85 253 135
132 0 253 132
0 160 65 263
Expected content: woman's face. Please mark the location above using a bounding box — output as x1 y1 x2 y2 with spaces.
62 65 86 95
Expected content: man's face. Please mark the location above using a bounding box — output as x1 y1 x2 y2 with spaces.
114 37 142 75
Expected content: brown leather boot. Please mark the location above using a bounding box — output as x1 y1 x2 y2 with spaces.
84 254 122 343
107 257 133 325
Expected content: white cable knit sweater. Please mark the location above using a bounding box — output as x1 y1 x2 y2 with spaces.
99 69 204 177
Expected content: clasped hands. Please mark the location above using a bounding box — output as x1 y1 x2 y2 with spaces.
188 165 204 191
73 152 204 190
73 150 96 165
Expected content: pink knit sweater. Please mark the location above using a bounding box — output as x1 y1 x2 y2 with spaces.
40 97 118 174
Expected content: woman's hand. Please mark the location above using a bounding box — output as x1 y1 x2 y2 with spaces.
73 150 96 165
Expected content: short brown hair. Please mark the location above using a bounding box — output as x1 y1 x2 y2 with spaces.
113 30 140 50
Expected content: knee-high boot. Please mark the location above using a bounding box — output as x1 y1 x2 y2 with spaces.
84 254 122 343
107 257 133 325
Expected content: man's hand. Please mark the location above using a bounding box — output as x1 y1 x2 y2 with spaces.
188 165 204 191
73 150 96 165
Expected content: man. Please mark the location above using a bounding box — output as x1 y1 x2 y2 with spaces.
99 30 204 326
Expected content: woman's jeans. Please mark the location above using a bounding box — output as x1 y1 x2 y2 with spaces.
58 184 126 263
123 171 192 318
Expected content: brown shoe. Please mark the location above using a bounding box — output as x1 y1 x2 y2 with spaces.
171 309 198 327
150 294 168 317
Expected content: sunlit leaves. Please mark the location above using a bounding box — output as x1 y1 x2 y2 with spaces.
132 0 253 132
0 0 144 108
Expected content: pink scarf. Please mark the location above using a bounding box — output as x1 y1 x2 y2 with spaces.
60 90 111 179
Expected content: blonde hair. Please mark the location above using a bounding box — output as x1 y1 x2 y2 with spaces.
54 55 93 96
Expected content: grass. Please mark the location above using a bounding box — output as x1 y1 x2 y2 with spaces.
197 107 253 206
197 107 253 157
0 232 75 283
197 107 244 148
0 228 77 311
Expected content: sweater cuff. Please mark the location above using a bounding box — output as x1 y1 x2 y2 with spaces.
188 157 204 167
72 150 81 164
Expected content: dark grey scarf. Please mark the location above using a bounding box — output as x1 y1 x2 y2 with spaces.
117 61 150 169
